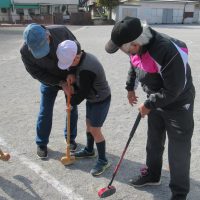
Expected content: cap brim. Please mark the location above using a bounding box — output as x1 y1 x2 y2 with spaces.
58 61 71 70
105 40 119 54
31 41 50 59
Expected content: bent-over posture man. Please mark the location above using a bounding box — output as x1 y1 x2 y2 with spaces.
20 24 79 158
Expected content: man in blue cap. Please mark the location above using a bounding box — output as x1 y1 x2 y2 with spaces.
20 23 79 158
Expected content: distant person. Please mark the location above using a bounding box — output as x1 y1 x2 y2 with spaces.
56 40 111 176
20 23 80 158
105 17 195 200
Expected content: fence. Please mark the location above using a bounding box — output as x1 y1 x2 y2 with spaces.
0 13 65 25
0 12 93 25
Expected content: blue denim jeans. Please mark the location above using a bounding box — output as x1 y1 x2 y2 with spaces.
36 83 78 146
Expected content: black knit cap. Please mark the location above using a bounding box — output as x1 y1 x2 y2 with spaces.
105 17 143 54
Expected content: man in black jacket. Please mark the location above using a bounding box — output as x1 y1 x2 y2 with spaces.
20 23 79 158
105 17 195 200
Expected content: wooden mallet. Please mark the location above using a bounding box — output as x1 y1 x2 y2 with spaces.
0 149 10 161
60 94 75 165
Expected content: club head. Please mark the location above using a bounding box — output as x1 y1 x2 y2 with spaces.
60 156 75 166
98 185 116 198
0 153 10 161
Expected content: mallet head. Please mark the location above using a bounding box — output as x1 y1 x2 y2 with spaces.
0 153 10 161
98 185 116 198
60 155 75 166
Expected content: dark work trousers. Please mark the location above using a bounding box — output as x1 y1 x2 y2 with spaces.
36 83 78 146
146 100 194 199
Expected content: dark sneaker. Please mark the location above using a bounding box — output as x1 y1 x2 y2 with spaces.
90 159 111 176
65 139 78 152
170 195 188 200
70 141 77 152
73 148 96 159
37 145 48 159
129 166 161 187
129 175 161 187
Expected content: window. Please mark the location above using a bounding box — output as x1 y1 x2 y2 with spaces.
55 6 60 13
1 8 7 13
28 8 35 15
40 5 50 14
184 12 194 18
16 8 24 15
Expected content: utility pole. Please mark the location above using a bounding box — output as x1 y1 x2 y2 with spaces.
182 2 188 24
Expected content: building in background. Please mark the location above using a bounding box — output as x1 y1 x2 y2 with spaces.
113 0 200 24
0 0 79 24
0 0 200 24
0 0 12 22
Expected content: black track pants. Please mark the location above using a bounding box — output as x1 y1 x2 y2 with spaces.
146 101 194 198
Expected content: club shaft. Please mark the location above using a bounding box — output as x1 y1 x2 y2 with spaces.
0 149 5 156
108 113 141 187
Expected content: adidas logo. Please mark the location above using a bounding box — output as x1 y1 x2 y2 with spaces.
183 104 190 110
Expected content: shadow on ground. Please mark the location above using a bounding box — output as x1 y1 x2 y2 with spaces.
46 146 200 200
0 175 42 200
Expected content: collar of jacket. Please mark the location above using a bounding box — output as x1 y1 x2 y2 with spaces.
76 50 86 67
46 36 57 61
136 27 156 56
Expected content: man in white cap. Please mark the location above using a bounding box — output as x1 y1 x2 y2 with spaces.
105 17 195 200
20 24 79 158
56 40 111 176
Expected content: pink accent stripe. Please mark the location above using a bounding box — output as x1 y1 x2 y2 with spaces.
130 51 158 73
181 47 188 54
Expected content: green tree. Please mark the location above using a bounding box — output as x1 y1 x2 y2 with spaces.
96 0 120 20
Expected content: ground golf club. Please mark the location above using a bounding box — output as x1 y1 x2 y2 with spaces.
0 149 10 161
98 113 141 198
61 94 75 165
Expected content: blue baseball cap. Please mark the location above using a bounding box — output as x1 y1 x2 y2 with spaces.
23 23 50 59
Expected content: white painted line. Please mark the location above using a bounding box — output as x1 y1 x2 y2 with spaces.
0 137 83 200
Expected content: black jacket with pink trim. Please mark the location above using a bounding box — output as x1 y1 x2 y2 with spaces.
126 28 195 110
